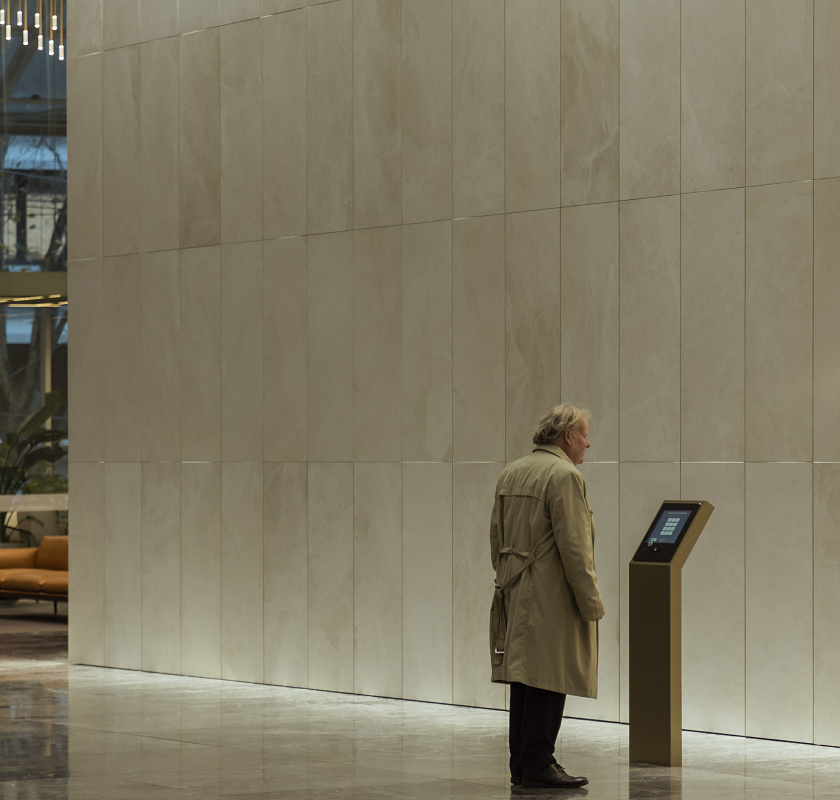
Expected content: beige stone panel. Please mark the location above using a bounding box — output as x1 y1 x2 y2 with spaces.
681 189 745 463
814 464 840 746
308 232 353 461
745 463 812 742
816 2 840 178
403 221 452 462
221 20 262 244
180 0 219 33
354 226 402 462
403 462 452 703
681 0 745 193
619 196 680 461
68 462 105 665
402 0 452 224
264 237 307 462
180 247 221 463
681 463 746 736
70 0 102 57
560 0 620 207
103 0 140 49
618 462 680 721
505 0 561 212
452 215 505 463
354 462 403 698
452 462 506 710
103 255 142 462
141 251 180 462
103 46 141 257
221 462 264 684
180 462 222 679
141 462 181 675
263 11 307 239
307 0 353 234
745 182 813 463
565 462 619 722
452 0 504 218
264 462 308 687
180 28 221 248
815 178 840 461
264 0 306 12
140 37 180 253
354 0 401 229
221 242 263 462
67 55 103 261
746 0 813 186
619 0 680 200
220 0 262 24
308 462 354 693
139 0 178 42
505 209 562 462
104 463 142 670
68 260 104 462
560 202 619 462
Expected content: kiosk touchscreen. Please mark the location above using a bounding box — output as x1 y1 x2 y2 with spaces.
632 501 704 563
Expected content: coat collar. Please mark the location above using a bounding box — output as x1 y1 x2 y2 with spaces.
533 443 574 465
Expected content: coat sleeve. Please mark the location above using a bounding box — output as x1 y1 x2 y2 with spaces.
490 492 501 571
548 470 606 622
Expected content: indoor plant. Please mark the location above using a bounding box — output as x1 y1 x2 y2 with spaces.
0 390 67 545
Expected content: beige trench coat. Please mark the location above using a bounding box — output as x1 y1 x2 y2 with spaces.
489 445 605 698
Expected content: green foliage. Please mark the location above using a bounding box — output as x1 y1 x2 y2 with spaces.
0 390 67 544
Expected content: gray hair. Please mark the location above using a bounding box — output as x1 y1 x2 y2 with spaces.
532 404 591 446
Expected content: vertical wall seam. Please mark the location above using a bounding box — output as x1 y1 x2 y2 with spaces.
743 0 748 733
449 0 455 701
811 0 817 743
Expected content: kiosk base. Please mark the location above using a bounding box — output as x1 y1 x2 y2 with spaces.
629 562 682 766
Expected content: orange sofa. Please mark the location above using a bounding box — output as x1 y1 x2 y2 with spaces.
0 535 68 612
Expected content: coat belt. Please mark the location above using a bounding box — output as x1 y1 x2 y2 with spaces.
491 542 552 656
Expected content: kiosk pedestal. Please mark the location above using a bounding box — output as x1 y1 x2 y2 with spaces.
628 500 714 767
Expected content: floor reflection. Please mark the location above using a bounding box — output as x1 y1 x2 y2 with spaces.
0 650 837 799
1 680 69 781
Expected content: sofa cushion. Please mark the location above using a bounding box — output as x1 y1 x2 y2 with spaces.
0 548 38 569
0 569 49 592
35 536 68 571
39 572 68 595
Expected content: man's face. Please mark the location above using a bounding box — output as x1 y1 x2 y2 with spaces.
564 419 591 465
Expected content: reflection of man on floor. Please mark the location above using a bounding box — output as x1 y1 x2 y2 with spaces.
490 404 605 789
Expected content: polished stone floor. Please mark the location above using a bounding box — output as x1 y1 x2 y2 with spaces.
1 611 839 799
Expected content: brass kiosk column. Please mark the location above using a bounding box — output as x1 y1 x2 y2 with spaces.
629 500 714 766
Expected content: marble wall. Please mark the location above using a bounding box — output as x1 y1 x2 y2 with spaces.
66 0 840 746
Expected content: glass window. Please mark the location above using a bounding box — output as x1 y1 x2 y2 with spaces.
1 1 67 273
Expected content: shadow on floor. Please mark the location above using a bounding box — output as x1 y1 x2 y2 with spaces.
0 599 68 662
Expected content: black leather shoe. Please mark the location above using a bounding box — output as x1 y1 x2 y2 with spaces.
510 775 522 785
522 764 588 789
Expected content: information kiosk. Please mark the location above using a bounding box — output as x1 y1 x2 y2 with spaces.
629 500 714 766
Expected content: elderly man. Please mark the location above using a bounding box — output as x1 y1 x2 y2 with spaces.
490 404 605 789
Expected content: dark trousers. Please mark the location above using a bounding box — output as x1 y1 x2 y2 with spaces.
509 682 567 778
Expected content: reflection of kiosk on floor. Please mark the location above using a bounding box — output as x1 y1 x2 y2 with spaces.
629 500 714 767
